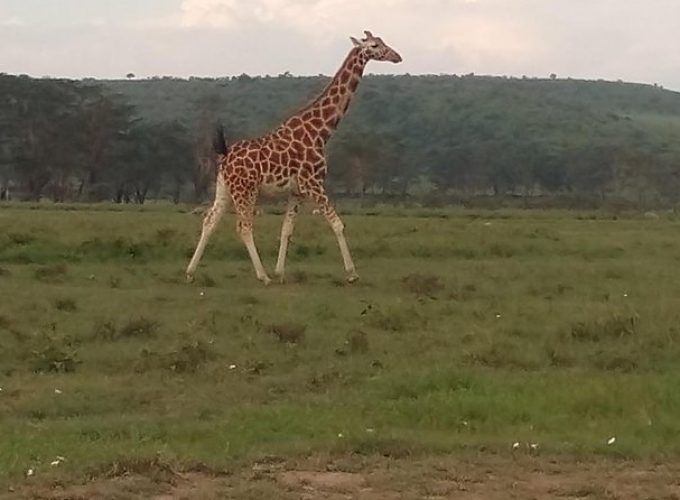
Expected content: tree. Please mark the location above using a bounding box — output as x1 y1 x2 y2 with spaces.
190 94 226 202
77 87 138 200
106 121 192 204
5 77 85 200
0 75 138 201
328 128 382 195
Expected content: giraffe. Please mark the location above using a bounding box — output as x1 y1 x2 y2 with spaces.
186 31 402 285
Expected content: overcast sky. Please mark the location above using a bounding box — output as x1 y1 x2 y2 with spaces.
1 0 679 90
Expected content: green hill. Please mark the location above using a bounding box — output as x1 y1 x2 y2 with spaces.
3 71 680 206
103 74 680 201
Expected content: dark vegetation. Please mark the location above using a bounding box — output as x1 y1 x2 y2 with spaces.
2 72 680 207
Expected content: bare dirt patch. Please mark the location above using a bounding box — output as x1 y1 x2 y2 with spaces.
6 456 680 500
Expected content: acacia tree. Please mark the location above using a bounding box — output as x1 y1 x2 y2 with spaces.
77 88 138 200
0 75 138 201
8 78 85 200
105 121 192 204
329 128 382 195
157 121 194 203
190 94 227 202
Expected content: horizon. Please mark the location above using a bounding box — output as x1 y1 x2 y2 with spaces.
6 72 678 95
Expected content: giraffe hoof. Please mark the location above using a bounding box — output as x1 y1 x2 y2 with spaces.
186 273 195 283
260 276 272 286
347 272 360 284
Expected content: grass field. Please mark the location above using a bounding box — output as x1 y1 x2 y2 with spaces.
2 203 680 498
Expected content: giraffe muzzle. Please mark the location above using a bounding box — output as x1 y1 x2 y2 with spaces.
388 51 403 63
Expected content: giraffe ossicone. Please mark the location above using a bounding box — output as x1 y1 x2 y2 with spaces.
186 31 402 284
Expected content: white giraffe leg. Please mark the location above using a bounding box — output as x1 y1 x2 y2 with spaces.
325 209 359 283
301 177 358 283
186 180 229 281
239 226 271 286
275 196 301 282
233 190 271 285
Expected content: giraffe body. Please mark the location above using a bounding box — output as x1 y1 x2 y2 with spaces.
186 31 402 284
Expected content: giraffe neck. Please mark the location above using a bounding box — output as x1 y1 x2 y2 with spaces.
284 48 368 144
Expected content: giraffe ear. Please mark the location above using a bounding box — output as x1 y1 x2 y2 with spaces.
350 36 361 47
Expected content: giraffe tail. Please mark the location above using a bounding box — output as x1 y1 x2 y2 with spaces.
213 124 228 156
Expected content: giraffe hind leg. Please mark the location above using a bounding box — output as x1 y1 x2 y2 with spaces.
233 190 272 285
186 181 229 281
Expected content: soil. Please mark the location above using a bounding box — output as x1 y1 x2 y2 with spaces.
5 455 680 499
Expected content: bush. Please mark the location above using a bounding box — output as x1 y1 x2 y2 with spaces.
401 273 444 297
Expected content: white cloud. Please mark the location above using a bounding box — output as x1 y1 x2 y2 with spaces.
178 0 475 41
174 0 540 72
432 15 542 70
1 16 25 26
179 0 405 33
2 0 680 89
180 0 240 28
88 17 108 27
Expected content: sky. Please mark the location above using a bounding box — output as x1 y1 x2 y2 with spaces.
1 0 680 90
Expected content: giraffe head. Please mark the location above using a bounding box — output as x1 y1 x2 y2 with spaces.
350 31 402 63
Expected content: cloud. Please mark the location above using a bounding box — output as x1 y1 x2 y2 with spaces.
179 0 412 34
0 16 25 26
178 0 479 41
1 0 680 89
174 0 542 74
180 0 240 28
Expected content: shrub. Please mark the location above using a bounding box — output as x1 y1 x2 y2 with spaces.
268 323 306 344
570 314 638 342
137 340 215 374
118 317 160 339
34 263 68 282
401 273 444 297
31 343 80 373
54 298 77 312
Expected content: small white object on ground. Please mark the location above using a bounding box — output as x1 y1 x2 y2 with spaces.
54 389 62 394
512 442 520 449
608 436 616 445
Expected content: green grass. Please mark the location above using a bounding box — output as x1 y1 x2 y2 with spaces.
2 203 680 485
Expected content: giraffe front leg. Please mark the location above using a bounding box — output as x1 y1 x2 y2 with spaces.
324 207 359 283
275 196 301 283
301 179 358 283
186 182 228 282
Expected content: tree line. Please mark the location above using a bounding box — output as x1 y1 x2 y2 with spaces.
2 71 680 207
